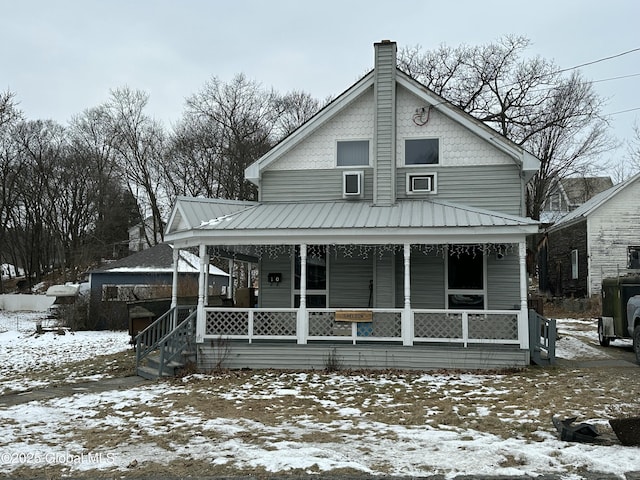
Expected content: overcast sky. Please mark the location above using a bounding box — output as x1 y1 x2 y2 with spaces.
2 0 639 169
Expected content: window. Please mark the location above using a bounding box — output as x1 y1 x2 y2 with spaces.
405 138 439 165
406 172 437 194
629 246 640 269
343 171 363 197
446 247 485 310
337 140 369 167
294 246 327 307
571 249 579 279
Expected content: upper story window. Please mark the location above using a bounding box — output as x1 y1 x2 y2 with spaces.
405 138 439 165
337 140 369 167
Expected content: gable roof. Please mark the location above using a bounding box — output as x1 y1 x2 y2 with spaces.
92 243 228 276
165 197 538 248
548 172 640 232
165 196 258 235
560 176 613 205
245 64 540 185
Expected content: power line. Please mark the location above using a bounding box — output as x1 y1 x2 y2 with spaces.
606 107 640 116
556 47 640 74
591 72 640 84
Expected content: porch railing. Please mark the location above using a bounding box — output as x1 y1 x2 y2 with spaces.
202 307 522 347
135 305 196 369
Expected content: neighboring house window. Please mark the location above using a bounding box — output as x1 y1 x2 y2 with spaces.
337 140 369 167
405 138 439 165
294 246 327 308
446 247 485 310
629 246 640 269
571 249 579 279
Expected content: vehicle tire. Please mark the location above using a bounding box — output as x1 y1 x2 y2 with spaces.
598 318 610 347
634 325 640 365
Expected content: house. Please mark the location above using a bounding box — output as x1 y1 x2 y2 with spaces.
88 243 229 328
543 172 640 298
158 40 541 371
540 176 613 223
128 217 165 253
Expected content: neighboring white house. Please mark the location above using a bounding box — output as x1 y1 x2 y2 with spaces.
545 172 640 297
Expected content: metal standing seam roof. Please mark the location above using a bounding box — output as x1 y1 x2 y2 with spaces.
182 199 537 231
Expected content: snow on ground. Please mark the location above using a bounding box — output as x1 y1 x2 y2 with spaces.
0 311 638 478
0 311 130 394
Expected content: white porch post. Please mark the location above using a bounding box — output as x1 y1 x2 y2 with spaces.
196 244 206 343
297 244 308 344
227 259 234 301
518 241 530 349
171 247 179 328
204 258 210 306
402 243 413 346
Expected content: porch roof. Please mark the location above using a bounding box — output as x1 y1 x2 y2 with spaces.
166 197 538 248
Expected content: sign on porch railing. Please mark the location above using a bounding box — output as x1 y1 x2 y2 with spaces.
335 310 373 322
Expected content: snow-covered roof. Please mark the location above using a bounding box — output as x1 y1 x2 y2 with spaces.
93 243 228 277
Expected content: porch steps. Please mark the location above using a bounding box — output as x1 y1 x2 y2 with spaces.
137 350 195 380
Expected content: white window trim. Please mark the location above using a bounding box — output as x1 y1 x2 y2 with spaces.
406 171 437 195
571 249 579 280
444 247 487 310
335 139 371 168
292 250 329 308
342 170 364 198
404 137 441 167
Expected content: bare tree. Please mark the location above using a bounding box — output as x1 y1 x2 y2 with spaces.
182 73 284 201
273 90 321 138
398 36 613 219
9 120 66 284
67 107 136 260
0 93 23 292
104 87 167 246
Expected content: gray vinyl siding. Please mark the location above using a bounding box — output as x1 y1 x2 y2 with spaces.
397 164 524 215
373 45 396 205
260 169 374 202
374 250 395 308
260 164 523 215
329 252 373 308
259 253 292 308
198 342 528 371
395 250 446 308
486 251 520 310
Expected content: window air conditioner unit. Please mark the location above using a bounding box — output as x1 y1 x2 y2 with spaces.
343 171 363 197
406 173 436 194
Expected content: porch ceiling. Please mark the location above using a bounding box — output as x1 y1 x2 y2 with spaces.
165 198 539 248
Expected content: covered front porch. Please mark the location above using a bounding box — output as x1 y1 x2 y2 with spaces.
154 197 539 372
